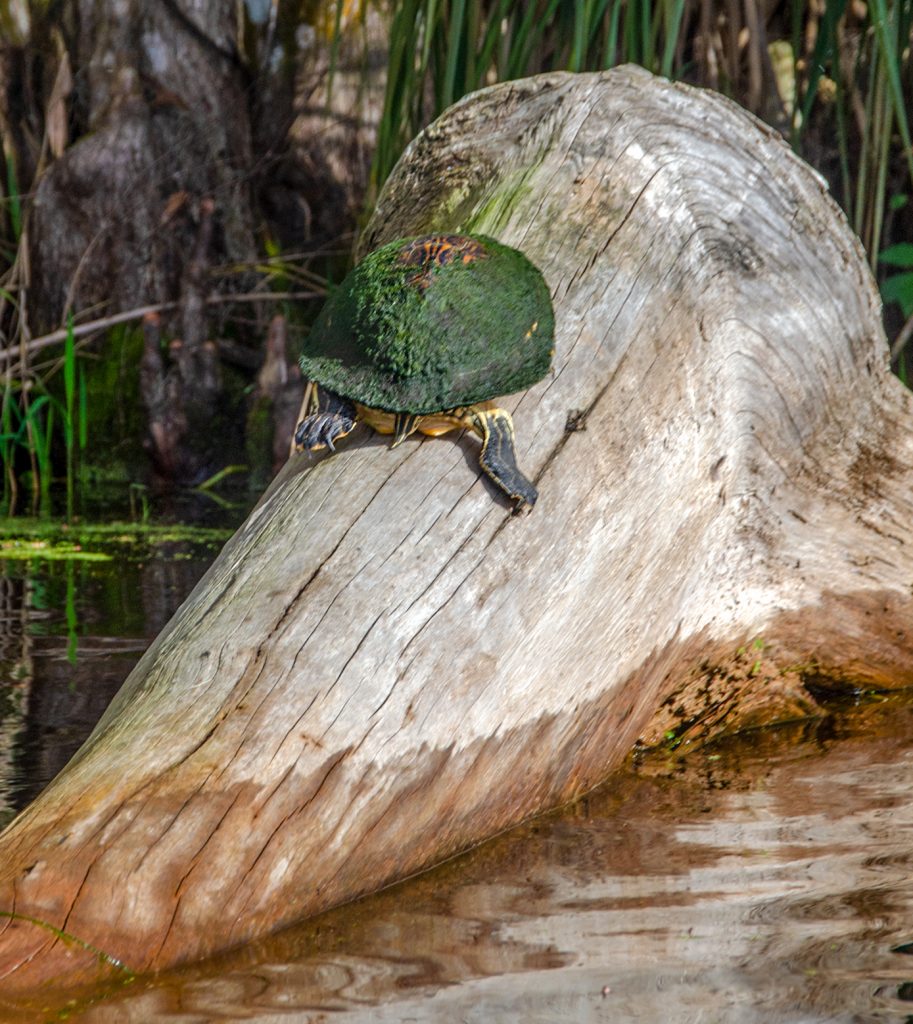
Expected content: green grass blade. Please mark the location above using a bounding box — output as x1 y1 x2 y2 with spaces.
64 314 75 441
0 387 11 512
508 0 562 79
464 0 479 91
505 2 543 78
569 0 587 71
853 49 878 238
869 0 913 185
871 93 893 263
419 0 440 75
640 0 652 66
32 396 52 504
64 313 76 520
797 0 847 138
78 363 87 450
476 0 511 81
603 0 622 68
371 0 422 192
23 394 49 418
660 0 687 78
832 39 854 222
325 0 346 103
441 0 467 109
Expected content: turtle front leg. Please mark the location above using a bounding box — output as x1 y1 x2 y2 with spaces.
294 387 357 452
469 406 538 511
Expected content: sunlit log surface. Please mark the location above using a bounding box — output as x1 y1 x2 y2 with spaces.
2 64 913 999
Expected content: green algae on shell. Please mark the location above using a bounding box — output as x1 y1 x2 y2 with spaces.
298 234 555 414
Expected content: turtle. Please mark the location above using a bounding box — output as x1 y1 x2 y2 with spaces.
294 233 555 510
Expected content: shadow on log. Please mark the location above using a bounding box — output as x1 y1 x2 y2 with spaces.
2 65 913 1001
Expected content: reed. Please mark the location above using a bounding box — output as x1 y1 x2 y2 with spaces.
63 314 76 520
1 384 16 513
0 316 85 515
371 0 721 191
37 398 53 512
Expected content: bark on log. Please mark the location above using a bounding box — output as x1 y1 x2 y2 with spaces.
2 65 913 999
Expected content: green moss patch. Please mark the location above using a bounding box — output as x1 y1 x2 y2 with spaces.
0 539 113 562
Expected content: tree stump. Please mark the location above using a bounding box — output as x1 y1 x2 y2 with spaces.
2 65 912 999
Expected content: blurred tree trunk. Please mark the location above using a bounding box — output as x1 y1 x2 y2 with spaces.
25 1 259 323
10 1 264 482
0 2 309 485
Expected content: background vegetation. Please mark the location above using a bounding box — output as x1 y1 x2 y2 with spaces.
0 0 911 515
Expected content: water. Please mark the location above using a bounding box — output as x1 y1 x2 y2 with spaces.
3 515 913 1022
0 493 244 824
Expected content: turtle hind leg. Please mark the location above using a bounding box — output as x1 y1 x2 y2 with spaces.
471 407 538 511
294 388 357 452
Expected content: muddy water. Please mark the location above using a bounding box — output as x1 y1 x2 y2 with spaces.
30 695 911 1024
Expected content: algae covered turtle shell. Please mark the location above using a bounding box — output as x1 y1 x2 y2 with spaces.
298 234 555 415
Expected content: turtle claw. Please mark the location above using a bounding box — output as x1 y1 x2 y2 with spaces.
294 395 357 453
294 414 346 452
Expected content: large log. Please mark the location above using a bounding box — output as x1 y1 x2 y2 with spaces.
2 64 913 998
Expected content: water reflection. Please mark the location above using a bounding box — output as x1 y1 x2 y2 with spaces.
0 530 231 823
38 696 913 1024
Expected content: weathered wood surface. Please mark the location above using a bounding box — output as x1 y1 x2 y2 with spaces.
2 64 913 998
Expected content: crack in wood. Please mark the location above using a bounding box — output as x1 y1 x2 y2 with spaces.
264 692 321 771
132 767 219 875
319 610 387 736
226 747 354 934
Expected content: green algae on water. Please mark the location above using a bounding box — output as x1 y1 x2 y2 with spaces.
0 518 234 562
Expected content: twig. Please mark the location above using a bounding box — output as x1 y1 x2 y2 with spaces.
0 291 321 363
